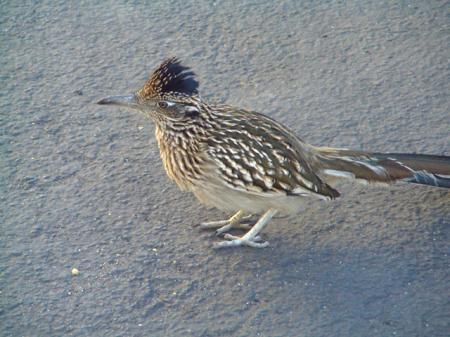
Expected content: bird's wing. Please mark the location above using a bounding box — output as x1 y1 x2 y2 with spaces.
202 105 340 200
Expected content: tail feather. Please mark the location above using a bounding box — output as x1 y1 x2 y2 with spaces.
372 153 450 188
314 148 450 189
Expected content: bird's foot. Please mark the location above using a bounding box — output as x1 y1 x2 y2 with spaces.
199 210 252 235
212 234 269 249
212 208 278 249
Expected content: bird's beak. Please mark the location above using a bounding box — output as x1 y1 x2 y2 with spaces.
97 95 141 110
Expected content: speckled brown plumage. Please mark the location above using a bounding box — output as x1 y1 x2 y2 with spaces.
136 57 199 100
98 58 450 249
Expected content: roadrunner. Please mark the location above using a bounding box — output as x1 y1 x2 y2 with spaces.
98 58 450 249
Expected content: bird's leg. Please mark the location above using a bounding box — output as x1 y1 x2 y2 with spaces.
213 208 278 249
200 210 251 235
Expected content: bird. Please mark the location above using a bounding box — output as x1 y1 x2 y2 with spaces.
97 57 450 249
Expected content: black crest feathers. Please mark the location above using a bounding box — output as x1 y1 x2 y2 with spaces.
136 58 199 99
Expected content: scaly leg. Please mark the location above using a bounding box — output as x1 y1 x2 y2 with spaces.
213 208 278 249
200 210 251 235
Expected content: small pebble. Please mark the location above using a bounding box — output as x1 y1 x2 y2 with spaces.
72 268 79 275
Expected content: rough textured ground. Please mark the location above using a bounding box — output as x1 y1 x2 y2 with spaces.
1 1 449 336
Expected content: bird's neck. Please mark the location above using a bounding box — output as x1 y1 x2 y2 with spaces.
154 119 202 153
154 121 206 190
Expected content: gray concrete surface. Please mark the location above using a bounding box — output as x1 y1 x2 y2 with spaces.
2 1 449 336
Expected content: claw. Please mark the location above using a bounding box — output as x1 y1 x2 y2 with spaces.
199 210 246 233
213 235 269 249
211 208 278 249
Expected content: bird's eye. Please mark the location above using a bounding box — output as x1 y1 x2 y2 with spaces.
158 101 169 109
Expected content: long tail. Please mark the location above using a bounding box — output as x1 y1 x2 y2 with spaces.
313 147 450 188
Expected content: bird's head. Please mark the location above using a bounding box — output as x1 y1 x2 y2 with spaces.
97 58 201 124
